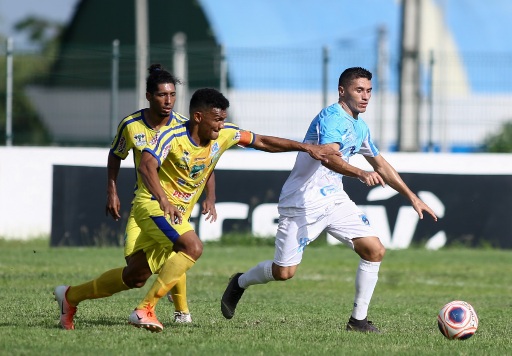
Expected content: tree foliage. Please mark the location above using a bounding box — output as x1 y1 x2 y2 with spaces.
0 15 63 145
14 16 63 54
484 121 512 152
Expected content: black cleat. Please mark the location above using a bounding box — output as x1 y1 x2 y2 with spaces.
346 316 381 333
221 273 245 319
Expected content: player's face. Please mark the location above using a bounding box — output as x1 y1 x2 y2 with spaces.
198 107 227 142
338 77 372 118
147 83 177 118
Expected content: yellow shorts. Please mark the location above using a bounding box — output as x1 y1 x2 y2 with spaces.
129 200 194 273
123 207 140 258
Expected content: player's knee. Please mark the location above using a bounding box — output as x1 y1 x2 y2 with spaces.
122 267 152 289
367 244 386 262
354 237 386 262
272 267 295 281
183 239 203 261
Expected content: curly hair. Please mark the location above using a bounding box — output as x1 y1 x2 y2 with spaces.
146 64 182 94
189 88 230 113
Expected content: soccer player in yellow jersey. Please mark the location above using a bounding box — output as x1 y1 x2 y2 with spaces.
127 88 340 332
53 64 216 329
106 65 217 324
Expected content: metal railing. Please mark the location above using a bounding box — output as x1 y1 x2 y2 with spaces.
2 38 512 151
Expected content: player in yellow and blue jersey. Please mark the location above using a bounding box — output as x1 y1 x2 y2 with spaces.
126 88 340 332
53 64 216 329
107 108 205 324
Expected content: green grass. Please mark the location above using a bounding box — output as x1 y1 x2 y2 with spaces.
1 238 511 355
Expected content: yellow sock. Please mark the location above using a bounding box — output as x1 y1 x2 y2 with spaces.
67 267 129 306
170 273 189 313
137 252 195 310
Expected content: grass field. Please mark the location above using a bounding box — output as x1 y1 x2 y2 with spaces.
1 238 511 355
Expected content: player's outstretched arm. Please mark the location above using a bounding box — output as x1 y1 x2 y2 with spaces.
249 134 340 163
106 153 122 221
138 151 183 224
365 155 438 221
320 143 385 187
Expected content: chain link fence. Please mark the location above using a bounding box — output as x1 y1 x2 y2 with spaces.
1 42 511 151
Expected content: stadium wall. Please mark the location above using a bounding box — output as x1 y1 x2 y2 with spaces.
1 147 511 249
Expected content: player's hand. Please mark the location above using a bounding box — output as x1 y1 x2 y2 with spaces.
106 193 121 221
358 171 386 187
307 144 341 163
411 197 438 221
159 199 183 224
201 198 217 223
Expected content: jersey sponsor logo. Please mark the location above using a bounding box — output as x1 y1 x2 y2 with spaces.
117 137 127 153
162 144 171 160
190 164 205 179
176 175 208 189
134 133 147 147
175 204 187 214
172 190 195 202
149 131 160 145
320 184 342 196
297 237 311 252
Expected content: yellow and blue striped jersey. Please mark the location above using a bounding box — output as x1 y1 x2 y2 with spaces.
134 122 255 218
109 109 189 195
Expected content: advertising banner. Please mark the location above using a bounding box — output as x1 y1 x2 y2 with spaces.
51 166 512 249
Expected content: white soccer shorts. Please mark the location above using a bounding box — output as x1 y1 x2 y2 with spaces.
274 200 378 267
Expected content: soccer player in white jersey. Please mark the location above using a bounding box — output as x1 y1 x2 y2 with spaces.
221 67 438 333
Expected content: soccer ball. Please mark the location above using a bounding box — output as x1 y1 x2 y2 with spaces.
437 300 478 340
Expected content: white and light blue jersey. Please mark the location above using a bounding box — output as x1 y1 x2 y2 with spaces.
278 103 379 216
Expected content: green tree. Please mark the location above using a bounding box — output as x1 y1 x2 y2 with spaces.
484 121 512 152
14 16 63 55
0 15 63 145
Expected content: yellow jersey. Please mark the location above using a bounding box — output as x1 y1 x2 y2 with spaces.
109 109 189 195
134 122 254 219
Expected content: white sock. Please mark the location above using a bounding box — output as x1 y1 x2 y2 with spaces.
351 259 381 320
238 260 275 289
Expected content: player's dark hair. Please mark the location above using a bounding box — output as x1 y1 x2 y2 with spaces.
146 64 182 94
338 67 372 88
189 88 230 113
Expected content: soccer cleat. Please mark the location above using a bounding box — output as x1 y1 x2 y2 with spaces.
173 311 192 323
346 316 381 333
54 285 77 330
128 305 163 333
221 273 245 319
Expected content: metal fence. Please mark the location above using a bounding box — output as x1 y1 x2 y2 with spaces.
2 40 512 151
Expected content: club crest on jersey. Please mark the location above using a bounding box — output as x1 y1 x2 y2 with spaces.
359 214 370 225
210 142 220 156
134 133 147 147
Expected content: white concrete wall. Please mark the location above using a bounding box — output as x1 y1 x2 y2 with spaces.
1 146 511 240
